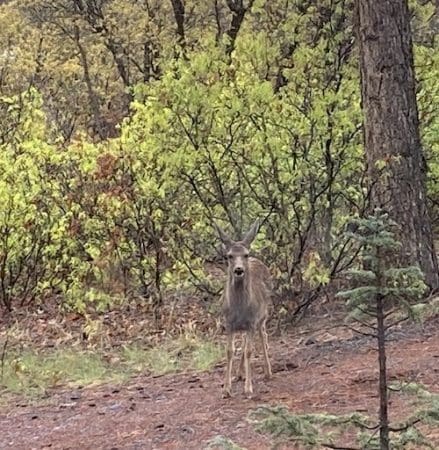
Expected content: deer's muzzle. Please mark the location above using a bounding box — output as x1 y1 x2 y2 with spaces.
234 267 244 277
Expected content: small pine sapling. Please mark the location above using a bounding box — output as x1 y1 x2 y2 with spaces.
338 210 427 450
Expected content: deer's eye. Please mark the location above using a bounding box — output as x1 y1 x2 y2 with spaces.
244 254 249 258
227 254 233 260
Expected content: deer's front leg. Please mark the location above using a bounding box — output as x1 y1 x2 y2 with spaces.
223 333 234 398
237 334 246 381
244 331 253 397
259 321 272 380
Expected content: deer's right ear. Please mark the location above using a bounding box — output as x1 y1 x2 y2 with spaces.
214 223 233 250
242 219 260 247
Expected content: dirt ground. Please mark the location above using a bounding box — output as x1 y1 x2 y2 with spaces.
0 319 438 450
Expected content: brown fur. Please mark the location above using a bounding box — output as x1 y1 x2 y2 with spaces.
215 221 272 397
223 258 270 333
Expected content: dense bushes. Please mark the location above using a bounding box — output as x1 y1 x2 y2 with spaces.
1 51 364 312
0 1 437 313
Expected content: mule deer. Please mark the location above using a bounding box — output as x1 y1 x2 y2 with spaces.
215 220 272 398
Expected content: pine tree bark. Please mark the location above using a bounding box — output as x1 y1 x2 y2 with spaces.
356 0 439 289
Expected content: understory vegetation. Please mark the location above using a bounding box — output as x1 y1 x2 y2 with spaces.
0 330 223 399
249 385 439 450
0 0 437 317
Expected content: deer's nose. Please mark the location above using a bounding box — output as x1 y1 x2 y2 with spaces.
234 267 244 276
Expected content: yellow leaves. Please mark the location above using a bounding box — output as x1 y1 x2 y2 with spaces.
374 154 402 171
105 0 151 51
55 59 83 79
50 221 67 242
0 6 41 91
409 0 436 26
303 251 330 288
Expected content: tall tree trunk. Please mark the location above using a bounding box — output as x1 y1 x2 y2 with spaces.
356 0 439 289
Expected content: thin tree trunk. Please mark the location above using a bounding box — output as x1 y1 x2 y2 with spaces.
375 245 389 450
225 0 255 57
376 293 389 450
356 0 439 289
73 25 106 139
170 0 186 49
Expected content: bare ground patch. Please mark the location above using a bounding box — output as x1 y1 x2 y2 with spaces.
0 318 438 450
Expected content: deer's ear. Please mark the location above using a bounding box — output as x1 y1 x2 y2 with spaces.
214 223 233 250
242 219 260 247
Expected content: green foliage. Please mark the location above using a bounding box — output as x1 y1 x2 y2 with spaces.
122 11 365 299
336 212 436 449
205 435 246 450
131 346 179 376
191 341 224 371
248 404 374 449
392 382 439 426
1 349 116 396
387 382 439 450
121 334 223 375
338 211 427 319
249 405 320 448
1 334 223 397
410 2 439 230
0 10 366 311
249 400 439 449
0 90 64 309
0 1 437 314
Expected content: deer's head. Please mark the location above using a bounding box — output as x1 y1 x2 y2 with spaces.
215 220 260 282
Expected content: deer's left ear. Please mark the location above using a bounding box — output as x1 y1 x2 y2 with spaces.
242 219 260 247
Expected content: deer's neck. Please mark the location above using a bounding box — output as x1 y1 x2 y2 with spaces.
227 273 251 304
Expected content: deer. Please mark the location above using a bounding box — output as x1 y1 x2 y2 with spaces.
214 219 272 398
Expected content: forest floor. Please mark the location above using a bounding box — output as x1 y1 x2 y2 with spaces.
0 310 438 450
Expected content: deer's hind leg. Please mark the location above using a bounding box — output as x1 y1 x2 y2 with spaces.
259 320 272 380
223 333 235 398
